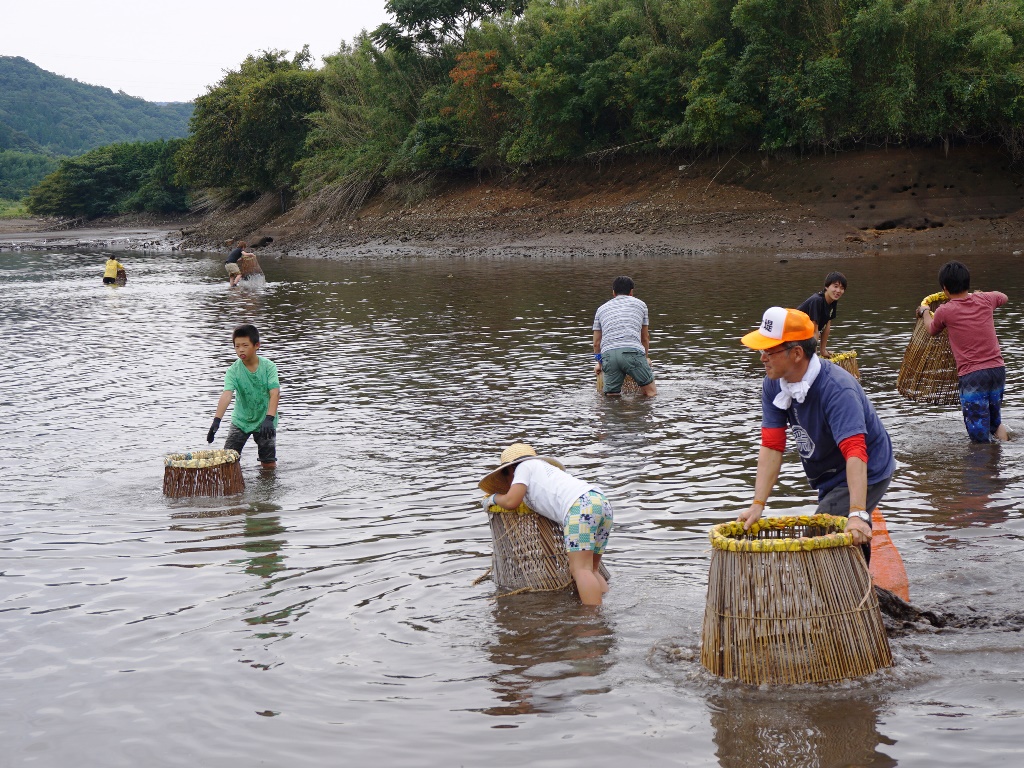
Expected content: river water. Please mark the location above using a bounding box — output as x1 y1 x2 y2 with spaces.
1 246 1022 767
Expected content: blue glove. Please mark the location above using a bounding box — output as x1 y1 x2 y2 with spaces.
481 493 496 512
207 417 221 444
259 414 276 439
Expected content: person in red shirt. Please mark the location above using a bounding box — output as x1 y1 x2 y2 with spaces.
917 261 1009 442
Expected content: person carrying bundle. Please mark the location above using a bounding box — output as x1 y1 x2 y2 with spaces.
480 443 612 606
592 275 657 396
224 241 252 287
797 270 847 358
917 261 1009 443
737 307 896 563
206 324 280 469
102 257 126 285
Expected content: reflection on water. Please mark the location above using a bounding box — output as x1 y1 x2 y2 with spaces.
710 693 897 768
1 246 1022 766
483 594 615 716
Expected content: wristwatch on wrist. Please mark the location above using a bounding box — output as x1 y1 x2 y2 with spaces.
848 509 871 524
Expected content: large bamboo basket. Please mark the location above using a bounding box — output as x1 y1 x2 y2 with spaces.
238 253 263 278
700 515 892 684
595 371 640 394
829 350 859 379
163 449 244 498
896 292 959 406
115 268 127 287
487 502 611 593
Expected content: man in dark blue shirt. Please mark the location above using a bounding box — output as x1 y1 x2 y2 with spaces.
737 306 895 562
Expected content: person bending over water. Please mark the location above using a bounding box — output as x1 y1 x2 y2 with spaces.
480 443 612 606
738 307 896 564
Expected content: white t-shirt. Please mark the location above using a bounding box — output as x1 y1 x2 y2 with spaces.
511 458 596 525
593 294 649 353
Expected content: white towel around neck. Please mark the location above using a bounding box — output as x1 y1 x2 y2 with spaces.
773 354 821 409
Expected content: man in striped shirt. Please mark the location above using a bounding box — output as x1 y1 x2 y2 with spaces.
593 276 657 396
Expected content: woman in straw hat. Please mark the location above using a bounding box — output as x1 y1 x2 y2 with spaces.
480 443 613 606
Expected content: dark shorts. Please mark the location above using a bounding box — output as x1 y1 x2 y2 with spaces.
224 423 277 463
959 366 1005 443
102 276 116 284
816 475 892 565
601 348 654 393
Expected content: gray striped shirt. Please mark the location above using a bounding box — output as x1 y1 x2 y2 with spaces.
593 295 649 353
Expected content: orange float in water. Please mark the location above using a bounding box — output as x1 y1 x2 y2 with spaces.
869 509 910 601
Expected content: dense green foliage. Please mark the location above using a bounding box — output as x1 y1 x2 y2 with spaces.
0 119 44 153
0 150 59 200
374 0 526 49
30 0 1024 218
0 56 193 155
175 49 324 194
275 0 1024 209
27 140 189 218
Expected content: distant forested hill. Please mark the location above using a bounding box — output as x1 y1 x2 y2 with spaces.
0 56 193 156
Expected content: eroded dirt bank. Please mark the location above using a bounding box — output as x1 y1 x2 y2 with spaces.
6 146 1024 258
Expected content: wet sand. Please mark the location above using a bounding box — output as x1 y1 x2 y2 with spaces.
6 146 1024 259
0 219 187 253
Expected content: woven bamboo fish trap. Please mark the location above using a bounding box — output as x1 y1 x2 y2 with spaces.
163 449 244 498
595 371 640 394
486 502 611 594
700 515 892 684
829 350 859 379
896 292 959 406
238 253 263 278
115 268 127 287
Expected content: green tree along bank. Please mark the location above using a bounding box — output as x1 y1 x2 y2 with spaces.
27 140 189 219
0 151 59 200
28 0 1024 220
175 49 325 194
300 0 1024 210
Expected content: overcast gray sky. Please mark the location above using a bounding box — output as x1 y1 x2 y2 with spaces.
5 1 392 103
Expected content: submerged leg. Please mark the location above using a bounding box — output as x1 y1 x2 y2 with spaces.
568 551 603 606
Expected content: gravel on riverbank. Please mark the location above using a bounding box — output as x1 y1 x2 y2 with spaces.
5 147 1024 259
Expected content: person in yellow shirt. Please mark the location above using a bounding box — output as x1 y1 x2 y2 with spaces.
102 258 126 285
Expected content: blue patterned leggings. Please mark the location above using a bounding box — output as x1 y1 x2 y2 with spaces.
959 366 1006 443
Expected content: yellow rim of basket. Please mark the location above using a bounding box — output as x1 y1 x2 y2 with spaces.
164 449 240 468
921 291 947 308
709 514 853 552
486 500 534 515
829 350 857 363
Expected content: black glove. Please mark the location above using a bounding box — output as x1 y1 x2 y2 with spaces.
207 417 221 444
259 414 276 439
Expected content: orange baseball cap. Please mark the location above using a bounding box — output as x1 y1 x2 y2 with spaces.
741 307 816 350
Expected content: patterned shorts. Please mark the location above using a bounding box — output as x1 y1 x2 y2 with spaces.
959 366 1006 443
563 490 613 554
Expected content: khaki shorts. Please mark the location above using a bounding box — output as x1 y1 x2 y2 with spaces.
225 263 241 276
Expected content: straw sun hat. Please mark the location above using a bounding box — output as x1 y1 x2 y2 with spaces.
478 443 565 495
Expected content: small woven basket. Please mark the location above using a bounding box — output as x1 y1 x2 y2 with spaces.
700 515 892 684
487 502 611 594
896 292 959 406
238 253 263 277
115 268 127 287
829 350 859 379
595 371 640 394
163 449 244 498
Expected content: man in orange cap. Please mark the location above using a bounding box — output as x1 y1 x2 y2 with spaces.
738 307 896 561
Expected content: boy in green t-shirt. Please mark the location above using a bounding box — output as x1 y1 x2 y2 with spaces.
206 324 280 468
